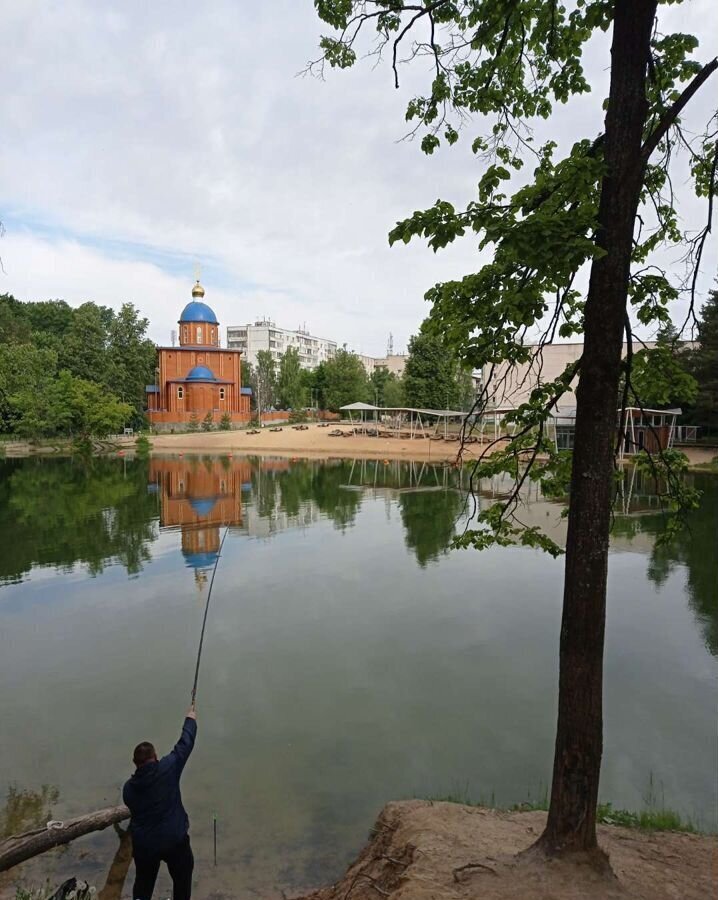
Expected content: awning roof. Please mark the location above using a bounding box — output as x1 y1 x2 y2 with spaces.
339 403 468 417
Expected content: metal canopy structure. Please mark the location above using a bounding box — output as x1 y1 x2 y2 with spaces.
339 404 471 439
547 405 681 458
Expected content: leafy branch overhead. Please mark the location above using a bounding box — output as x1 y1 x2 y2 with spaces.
314 0 718 552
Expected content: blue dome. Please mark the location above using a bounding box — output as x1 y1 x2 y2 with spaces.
189 497 217 517
182 550 219 570
179 301 218 324
186 365 216 381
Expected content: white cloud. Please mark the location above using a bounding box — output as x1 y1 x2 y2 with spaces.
0 1 716 355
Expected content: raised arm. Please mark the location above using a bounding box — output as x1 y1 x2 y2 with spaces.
169 706 197 773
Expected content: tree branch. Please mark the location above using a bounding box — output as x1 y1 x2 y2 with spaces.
641 57 718 163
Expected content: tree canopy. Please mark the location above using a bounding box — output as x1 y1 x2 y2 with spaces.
255 350 278 411
403 325 474 410
687 288 718 426
277 346 307 410
628 325 698 410
322 349 370 410
370 365 405 407
0 294 154 437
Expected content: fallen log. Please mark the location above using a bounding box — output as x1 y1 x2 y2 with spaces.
0 805 130 873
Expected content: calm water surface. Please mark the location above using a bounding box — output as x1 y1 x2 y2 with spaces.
0 454 715 899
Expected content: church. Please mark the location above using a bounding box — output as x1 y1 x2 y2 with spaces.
146 280 251 427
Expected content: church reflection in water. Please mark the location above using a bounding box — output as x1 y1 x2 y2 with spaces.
148 456 283 586
151 457 243 569
147 454 474 580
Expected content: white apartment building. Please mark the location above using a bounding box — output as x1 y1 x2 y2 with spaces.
226 319 337 370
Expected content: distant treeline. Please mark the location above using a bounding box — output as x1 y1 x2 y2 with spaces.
0 294 155 439
246 321 477 415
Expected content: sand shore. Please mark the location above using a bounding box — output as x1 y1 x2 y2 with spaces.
144 425 716 466
147 424 470 462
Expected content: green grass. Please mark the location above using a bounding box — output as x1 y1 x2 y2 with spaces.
422 778 701 834
690 454 718 472
596 803 696 832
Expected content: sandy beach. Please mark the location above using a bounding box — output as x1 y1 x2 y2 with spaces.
144 424 717 466
147 424 472 462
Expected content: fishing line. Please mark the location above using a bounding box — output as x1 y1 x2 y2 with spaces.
213 813 218 867
190 523 231 705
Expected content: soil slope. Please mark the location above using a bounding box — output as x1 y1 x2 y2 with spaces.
297 800 716 900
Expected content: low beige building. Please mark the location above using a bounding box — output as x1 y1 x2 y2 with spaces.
358 353 408 377
483 342 660 410
375 354 407 377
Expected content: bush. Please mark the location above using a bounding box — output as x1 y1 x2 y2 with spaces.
288 410 307 424
202 412 214 432
188 414 200 432
220 412 232 431
135 434 152 456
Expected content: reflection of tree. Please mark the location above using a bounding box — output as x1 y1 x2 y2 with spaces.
278 461 315 519
0 457 159 584
0 784 60 838
247 459 363 531
398 488 462 567
98 826 132 900
311 461 362 530
634 474 718 655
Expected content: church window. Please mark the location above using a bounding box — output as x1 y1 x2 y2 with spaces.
177 386 184 399
219 387 225 400
197 326 203 343
182 326 188 342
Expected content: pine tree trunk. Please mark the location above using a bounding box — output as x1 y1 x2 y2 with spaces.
537 0 657 856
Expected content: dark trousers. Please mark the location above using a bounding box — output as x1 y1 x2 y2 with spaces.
132 835 194 900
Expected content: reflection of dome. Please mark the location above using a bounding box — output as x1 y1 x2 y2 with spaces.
186 365 217 381
179 301 218 324
189 497 218 517
183 550 219 570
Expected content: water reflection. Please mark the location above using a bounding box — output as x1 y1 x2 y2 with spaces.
97 826 132 900
150 456 253 588
613 472 718 654
0 456 715 899
0 784 60 838
0 458 159 585
147 456 469 580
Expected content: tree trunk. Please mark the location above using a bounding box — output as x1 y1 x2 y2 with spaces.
536 0 657 856
0 805 130 873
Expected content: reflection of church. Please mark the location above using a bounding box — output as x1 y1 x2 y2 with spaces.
150 457 251 586
149 456 291 586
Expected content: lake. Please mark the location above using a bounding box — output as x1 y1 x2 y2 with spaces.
0 454 715 899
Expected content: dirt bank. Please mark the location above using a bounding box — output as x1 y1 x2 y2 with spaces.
297 800 717 900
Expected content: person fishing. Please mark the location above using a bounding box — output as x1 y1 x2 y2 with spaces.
123 706 198 900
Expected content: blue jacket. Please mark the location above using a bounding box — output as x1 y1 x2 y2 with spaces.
123 717 197 856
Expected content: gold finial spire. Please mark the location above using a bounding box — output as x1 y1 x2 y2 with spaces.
192 261 205 298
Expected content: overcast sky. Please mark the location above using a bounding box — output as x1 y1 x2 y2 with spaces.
1 1 716 356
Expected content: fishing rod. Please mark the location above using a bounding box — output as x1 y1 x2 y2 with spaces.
190 523 231 706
